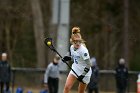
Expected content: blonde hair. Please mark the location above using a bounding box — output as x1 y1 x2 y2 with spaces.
70 26 86 46
54 54 60 60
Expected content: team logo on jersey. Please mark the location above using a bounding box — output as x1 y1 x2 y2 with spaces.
84 53 87 56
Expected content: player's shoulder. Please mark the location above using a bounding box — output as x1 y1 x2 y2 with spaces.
70 45 74 50
70 45 74 48
79 44 88 52
48 62 53 67
77 45 89 57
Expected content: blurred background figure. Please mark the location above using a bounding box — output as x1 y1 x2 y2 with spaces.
0 53 11 93
44 54 61 93
115 58 128 93
87 57 99 93
16 87 23 93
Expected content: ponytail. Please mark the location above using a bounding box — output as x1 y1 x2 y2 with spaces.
72 27 80 34
70 26 86 47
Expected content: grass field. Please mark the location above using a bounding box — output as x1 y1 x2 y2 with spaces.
13 87 135 93
13 87 116 93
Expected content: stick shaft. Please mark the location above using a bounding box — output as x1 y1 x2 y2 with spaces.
44 39 79 77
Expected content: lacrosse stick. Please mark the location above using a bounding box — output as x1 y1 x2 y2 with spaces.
44 38 79 78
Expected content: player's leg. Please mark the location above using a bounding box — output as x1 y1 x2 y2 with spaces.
0 82 2 93
53 78 59 93
117 87 121 93
78 76 91 93
5 82 10 92
94 87 99 93
87 88 93 93
48 77 53 93
0 82 4 93
63 73 76 93
78 82 87 93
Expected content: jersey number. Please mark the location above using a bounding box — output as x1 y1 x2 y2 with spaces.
74 58 78 64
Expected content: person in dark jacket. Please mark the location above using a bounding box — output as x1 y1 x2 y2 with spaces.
115 58 128 93
0 53 11 93
87 57 99 93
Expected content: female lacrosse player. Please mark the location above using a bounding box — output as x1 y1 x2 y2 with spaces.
63 27 92 93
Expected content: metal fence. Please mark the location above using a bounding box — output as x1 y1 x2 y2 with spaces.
11 68 139 93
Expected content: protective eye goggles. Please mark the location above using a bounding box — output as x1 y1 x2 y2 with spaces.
73 40 82 44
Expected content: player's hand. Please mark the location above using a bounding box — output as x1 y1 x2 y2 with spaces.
77 75 85 83
62 56 71 62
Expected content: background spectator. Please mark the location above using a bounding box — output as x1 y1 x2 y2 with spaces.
0 53 11 93
44 54 61 93
115 58 128 93
87 57 99 93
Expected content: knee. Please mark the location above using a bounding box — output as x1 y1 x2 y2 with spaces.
64 84 71 91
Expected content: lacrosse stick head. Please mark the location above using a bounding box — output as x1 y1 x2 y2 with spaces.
44 38 55 50
44 38 52 45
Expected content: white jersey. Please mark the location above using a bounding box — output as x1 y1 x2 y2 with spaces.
70 44 92 77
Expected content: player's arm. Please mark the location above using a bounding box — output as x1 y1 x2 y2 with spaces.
81 48 91 75
78 58 91 82
81 58 91 75
44 65 51 90
78 49 91 82
44 65 51 84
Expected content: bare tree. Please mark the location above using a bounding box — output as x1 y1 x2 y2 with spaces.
2 0 13 65
30 0 46 67
124 0 129 67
